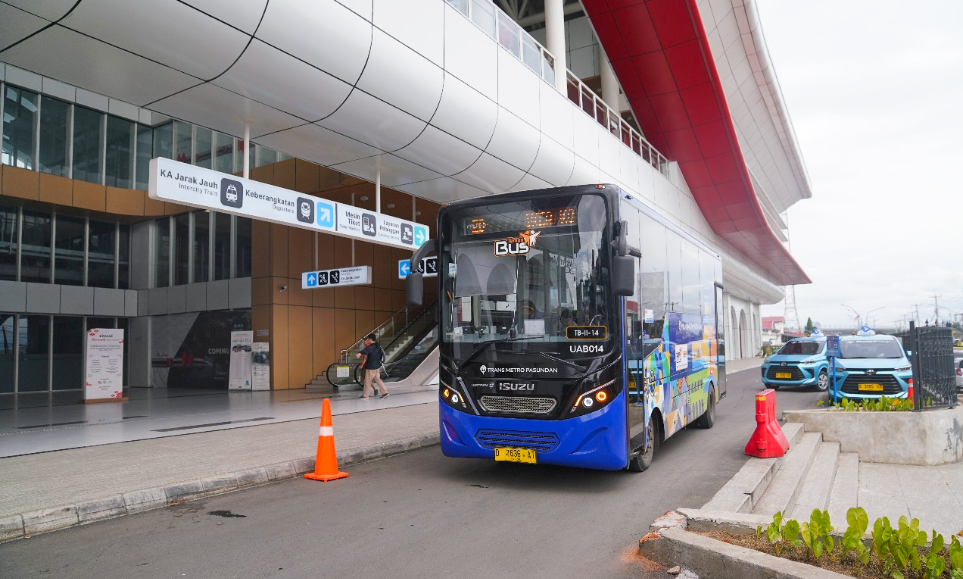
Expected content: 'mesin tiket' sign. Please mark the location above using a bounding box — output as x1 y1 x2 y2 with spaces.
149 158 429 251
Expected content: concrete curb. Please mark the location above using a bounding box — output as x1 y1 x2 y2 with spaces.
1 432 440 544
639 510 850 579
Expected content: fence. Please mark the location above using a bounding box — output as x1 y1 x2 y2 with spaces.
898 323 956 410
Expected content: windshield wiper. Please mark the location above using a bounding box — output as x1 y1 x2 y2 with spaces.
536 351 588 373
456 336 542 373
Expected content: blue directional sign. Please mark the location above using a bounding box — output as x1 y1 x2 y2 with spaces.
302 266 371 289
316 200 335 229
398 256 438 279
414 225 428 248
826 335 840 358
305 272 318 287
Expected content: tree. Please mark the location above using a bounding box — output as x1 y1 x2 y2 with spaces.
805 317 815 334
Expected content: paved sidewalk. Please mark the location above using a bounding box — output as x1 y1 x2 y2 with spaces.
858 461 963 537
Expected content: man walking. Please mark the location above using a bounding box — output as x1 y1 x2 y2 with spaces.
355 333 389 399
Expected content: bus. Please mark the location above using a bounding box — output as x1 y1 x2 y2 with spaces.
406 184 726 471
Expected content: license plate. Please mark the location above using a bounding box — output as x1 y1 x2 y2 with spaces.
858 383 884 392
494 447 537 464
775 372 792 379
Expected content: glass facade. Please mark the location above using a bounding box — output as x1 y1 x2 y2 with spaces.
0 203 131 288
2 85 36 169
39 96 70 177
72 105 102 184
194 212 210 283
155 210 250 286
235 217 251 279
104 115 133 188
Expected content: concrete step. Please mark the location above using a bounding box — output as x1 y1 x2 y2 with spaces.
751 432 821 517
827 452 859 526
700 422 805 514
788 441 840 521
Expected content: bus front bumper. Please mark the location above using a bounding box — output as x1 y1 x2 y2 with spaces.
438 390 628 471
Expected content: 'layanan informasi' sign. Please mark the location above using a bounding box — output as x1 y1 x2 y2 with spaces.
149 158 429 251
301 266 371 289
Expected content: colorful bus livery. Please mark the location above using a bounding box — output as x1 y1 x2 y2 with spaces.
406 184 726 472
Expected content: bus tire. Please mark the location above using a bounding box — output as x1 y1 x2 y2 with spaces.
693 388 716 429
628 416 659 472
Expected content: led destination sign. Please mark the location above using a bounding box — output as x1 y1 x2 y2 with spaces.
464 207 577 235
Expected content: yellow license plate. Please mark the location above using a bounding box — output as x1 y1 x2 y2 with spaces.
859 383 884 392
494 447 537 464
775 372 792 379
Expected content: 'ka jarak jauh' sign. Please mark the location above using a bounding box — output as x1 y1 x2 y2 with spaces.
149 158 429 251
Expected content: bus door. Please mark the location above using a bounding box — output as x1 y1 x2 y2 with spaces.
714 283 727 399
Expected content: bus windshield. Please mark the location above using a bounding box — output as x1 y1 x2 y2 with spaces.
440 194 609 348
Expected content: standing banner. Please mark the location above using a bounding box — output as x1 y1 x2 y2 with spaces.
251 342 271 391
229 330 254 391
84 328 126 403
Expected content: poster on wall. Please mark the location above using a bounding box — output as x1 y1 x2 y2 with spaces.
84 328 126 402
229 331 254 391
251 342 270 391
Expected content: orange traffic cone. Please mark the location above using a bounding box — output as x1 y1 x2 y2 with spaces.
304 398 348 482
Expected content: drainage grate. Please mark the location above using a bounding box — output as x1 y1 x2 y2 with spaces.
152 417 274 432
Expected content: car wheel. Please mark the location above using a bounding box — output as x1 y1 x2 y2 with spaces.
816 370 830 392
628 417 658 472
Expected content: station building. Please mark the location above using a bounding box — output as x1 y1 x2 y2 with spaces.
0 0 811 400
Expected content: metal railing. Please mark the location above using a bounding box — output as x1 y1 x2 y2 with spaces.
445 0 670 180
337 303 429 364
898 323 957 410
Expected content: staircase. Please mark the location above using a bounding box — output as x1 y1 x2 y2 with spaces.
702 422 860 525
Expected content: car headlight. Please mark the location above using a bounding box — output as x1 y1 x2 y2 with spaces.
833 363 847 371
895 365 911 372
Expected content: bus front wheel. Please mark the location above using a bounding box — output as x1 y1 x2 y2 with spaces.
628 417 659 472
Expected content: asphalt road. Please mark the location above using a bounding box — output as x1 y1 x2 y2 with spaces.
1 371 822 579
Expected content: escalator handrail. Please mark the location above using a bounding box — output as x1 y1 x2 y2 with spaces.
381 300 437 361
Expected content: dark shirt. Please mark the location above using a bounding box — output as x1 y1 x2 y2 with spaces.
360 343 384 369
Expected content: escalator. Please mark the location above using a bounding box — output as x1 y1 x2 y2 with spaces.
320 301 438 390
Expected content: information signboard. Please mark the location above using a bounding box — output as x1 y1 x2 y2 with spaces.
149 158 428 251
301 266 372 289
398 256 438 279
84 328 125 402
251 342 270 391
229 330 254 390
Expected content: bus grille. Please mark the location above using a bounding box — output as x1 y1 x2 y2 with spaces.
479 396 557 415
475 429 560 452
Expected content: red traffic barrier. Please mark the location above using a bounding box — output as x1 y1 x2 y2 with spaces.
745 389 789 458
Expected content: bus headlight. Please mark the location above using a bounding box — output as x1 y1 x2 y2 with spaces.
570 379 616 417
440 379 473 414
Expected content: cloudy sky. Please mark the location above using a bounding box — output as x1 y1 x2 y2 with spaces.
754 1 963 330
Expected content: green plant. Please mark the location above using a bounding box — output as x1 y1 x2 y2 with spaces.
872 515 928 579
818 395 914 412
800 509 835 561
924 530 946 579
840 507 870 567
949 535 963 578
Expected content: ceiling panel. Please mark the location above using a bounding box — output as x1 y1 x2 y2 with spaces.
214 39 352 122
255 123 382 167
496 51 541 130
1 26 198 106
527 136 575 186
148 83 303 138
373 0 443 66
62 0 249 80
257 0 371 86
430 73 497 149
394 124 482 177
179 0 268 34
538 83 574 149
455 152 524 193
395 176 488 203
331 153 442 188
317 88 426 152
570 111 600 169
567 155 602 187
442 4 498 100
2 0 76 22
485 109 540 172
356 28 443 123
0 6 48 51
510 173 551 194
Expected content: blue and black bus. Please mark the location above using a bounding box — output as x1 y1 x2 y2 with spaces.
406 184 726 471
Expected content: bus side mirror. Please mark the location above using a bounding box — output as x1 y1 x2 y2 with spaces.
406 273 424 306
612 255 635 296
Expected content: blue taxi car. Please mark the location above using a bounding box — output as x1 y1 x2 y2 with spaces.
761 337 830 391
828 334 912 400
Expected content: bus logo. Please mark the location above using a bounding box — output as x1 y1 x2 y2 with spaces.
494 230 540 257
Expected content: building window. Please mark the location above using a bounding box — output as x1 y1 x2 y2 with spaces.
88 219 116 288
20 210 51 283
135 124 153 190
256 147 277 167
153 122 172 161
234 139 255 174
52 316 83 390
214 133 233 174
155 217 170 288
18 315 49 392
2 85 37 169
0 205 17 281
213 212 231 281
39 95 70 177
72 106 103 184
0 314 13 394
105 115 133 188
174 121 192 164
193 211 210 283
174 213 190 285
235 216 251 278
54 214 85 286
194 127 212 169
118 224 130 289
